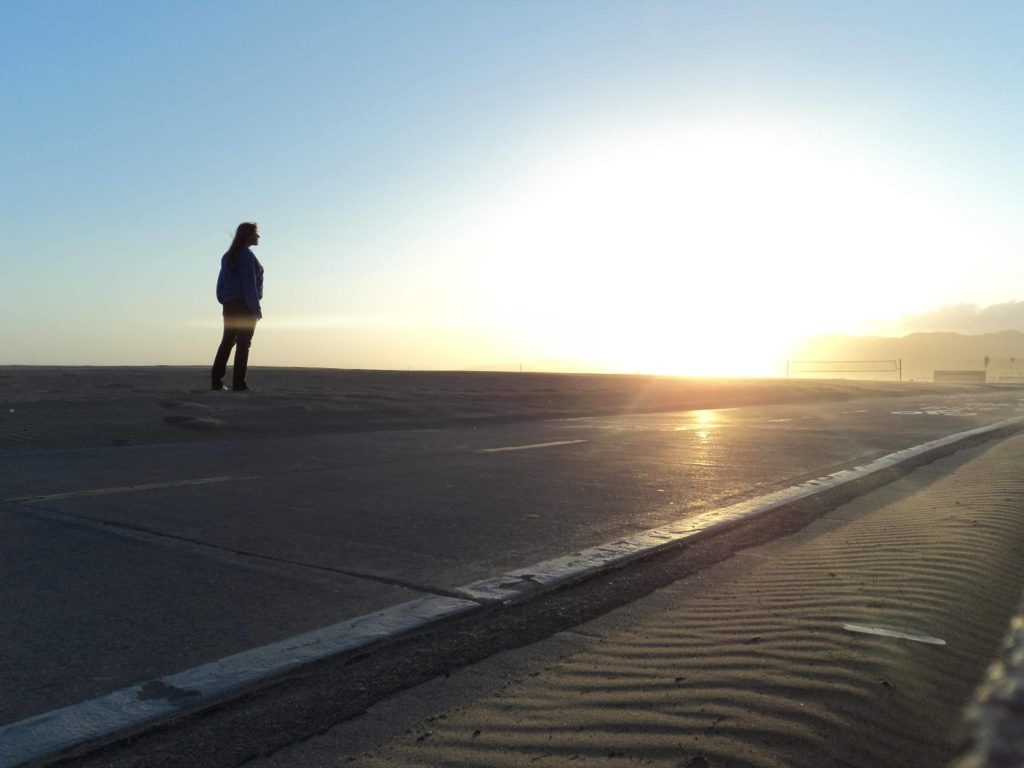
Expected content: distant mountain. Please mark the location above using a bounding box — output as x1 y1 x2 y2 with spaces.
901 301 1024 335
790 330 1024 381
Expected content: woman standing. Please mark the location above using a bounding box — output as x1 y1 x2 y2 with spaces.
211 222 264 391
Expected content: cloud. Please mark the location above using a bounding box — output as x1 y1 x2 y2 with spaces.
900 301 1024 334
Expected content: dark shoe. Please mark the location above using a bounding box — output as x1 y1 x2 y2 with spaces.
232 384 250 392
211 382 225 391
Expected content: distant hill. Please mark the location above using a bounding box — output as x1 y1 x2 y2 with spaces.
790 330 1024 381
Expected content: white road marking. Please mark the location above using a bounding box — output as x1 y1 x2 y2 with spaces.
842 623 946 645
6 476 246 504
474 439 587 454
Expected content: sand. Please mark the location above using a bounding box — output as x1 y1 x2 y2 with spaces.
0 366 987 452
263 435 1024 768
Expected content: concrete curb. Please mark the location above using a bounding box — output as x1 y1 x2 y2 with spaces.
4 416 1023 768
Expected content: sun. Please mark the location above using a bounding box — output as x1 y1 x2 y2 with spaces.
430 119 970 377
387 116 970 376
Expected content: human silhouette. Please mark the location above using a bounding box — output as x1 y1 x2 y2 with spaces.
211 222 264 391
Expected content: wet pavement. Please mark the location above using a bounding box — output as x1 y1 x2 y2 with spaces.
3 388 1024 727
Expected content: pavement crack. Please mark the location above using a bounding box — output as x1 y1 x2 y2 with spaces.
7 501 465 601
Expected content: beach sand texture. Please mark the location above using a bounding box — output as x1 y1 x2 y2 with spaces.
0 366 981 452
328 436 1024 768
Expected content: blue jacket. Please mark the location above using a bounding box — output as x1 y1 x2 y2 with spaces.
216 248 264 318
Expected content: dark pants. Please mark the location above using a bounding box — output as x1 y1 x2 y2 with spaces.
211 301 257 388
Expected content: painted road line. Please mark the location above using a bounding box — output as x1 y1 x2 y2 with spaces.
2 416 1021 768
475 439 587 454
5 476 251 504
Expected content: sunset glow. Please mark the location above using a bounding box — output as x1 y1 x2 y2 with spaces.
431 120 1005 377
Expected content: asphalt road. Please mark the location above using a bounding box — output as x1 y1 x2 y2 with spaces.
3 388 1023 726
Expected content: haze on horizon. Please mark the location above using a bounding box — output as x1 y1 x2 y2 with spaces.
3 2 1023 379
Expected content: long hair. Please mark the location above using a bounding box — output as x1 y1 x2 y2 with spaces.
226 222 258 265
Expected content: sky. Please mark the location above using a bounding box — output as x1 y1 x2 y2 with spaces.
3 1 1023 377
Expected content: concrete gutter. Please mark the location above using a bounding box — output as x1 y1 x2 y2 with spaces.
4 416 1023 768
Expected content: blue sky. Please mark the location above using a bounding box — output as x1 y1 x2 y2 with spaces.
3 1 1023 374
